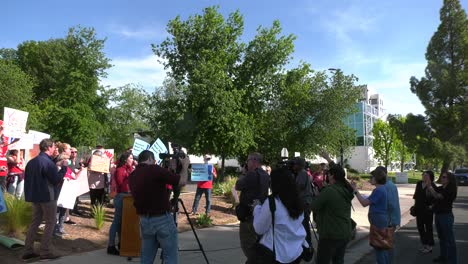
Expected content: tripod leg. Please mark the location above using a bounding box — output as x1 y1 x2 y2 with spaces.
178 199 210 264
309 219 319 242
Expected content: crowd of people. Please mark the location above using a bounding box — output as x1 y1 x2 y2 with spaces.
0 125 460 264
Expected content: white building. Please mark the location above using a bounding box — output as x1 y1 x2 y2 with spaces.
343 86 386 173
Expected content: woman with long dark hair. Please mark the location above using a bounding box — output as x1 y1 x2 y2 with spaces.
253 167 306 264
426 171 458 263
107 152 134 255
413 170 437 254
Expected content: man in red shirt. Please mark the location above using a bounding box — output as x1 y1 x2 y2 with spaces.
191 154 217 216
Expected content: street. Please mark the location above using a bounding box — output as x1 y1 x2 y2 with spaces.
356 186 468 264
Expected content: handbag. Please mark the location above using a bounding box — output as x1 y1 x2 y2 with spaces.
254 195 276 264
369 224 394 250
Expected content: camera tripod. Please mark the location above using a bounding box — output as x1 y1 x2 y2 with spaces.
159 198 210 264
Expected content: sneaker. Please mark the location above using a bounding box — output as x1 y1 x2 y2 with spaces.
39 254 61 261
419 245 427 252
64 219 77 225
107 246 120 255
22 252 40 261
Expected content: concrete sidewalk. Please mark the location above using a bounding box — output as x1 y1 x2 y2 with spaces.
48 184 417 264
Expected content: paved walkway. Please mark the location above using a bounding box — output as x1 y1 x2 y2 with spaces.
47 184 417 264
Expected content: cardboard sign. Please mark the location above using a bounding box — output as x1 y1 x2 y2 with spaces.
75 168 90 196
149 138 168 165
8 133 34 150
191 164 214 182
89 155 111 173
3 107 29 138
132 139 150 157
28 130 50 144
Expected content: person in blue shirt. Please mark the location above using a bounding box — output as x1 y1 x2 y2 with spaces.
376 166 401 228
352 169 390 264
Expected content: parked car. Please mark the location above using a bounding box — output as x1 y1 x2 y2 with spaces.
454 168 468 186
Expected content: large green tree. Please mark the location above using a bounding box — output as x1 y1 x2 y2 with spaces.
372 119 397 169
410 0 468 172
14 26 111 146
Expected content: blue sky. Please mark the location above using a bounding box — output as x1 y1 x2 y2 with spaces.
3 0 466 116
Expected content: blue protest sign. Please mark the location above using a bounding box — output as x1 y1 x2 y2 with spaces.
191 164 213 182
149 138 168 165
132 138 150 157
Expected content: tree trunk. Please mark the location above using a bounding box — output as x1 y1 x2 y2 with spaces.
400 156 405 172
437 159 451 183
221 154 226 180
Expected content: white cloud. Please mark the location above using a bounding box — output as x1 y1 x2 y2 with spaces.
101 55 167 93
110 24 168 40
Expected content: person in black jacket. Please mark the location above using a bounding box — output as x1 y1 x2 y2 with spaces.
426 171 458 263
413 170 437 254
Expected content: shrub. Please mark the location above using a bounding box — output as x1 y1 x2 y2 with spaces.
91 203 105 230
0 193 32 237
212 176 237 203
195 214 212 227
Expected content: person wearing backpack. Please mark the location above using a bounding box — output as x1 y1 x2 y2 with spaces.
253 167 307 263
291 157 315 261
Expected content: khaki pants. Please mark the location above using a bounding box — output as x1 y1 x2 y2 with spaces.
239 218 257 264
24 200 57 256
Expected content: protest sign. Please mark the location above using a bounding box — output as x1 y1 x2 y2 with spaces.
132 139 150 157
57 179 78 209
191 164 214 182
75 168 90 196
89 154 111 173
8 133 34 150
149 138 168 165
0 189 6 214
28 130 50 144
3 108 28 138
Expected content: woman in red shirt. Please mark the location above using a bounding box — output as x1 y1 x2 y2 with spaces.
7 149 25 199
107 152 134 255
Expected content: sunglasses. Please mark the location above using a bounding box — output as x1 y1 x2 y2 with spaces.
71 151 77 153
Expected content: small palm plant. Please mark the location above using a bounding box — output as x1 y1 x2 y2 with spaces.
91 203 105 230
0 193 32 237
195 213 213 227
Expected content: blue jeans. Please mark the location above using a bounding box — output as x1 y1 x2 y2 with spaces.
108 193 125 247
435 213 457 264
369 213 390 264
7 175 24 199
140 213 178 264
192 188 212 214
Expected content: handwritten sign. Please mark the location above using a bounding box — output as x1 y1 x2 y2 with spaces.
3 107 29 138
89 155 111 173
132 139 150 157
149 138 168 165
191 164 214 182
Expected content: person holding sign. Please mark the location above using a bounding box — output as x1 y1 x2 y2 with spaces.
88 149 108 207
191 154 217 216
6 149 25 199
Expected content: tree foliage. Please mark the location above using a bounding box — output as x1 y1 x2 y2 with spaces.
151 6 361 165
372 119 397 169
410 0 468 171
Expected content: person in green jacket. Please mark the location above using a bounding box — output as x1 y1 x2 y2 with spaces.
310 164 355 264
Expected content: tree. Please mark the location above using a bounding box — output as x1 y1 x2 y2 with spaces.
14 26 111 146
102 84 150 154
152 7 294 173
388 115 412 172
0 60 35 118
410 0 468 172
372 119 397 169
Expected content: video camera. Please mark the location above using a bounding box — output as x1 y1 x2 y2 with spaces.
158 143 186 161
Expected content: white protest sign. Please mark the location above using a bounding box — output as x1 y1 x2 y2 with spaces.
3 107 29 138
28 130 51 144
132 139 150 157
149 138 168 165
8 133 34 150
75 168 90 196
57 179 78 209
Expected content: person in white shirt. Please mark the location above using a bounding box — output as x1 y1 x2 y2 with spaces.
253 167 307 264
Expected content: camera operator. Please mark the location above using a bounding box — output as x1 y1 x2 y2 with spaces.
163 144 189 205
291 157 315 261
235 152 270 264
128 150 181 264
